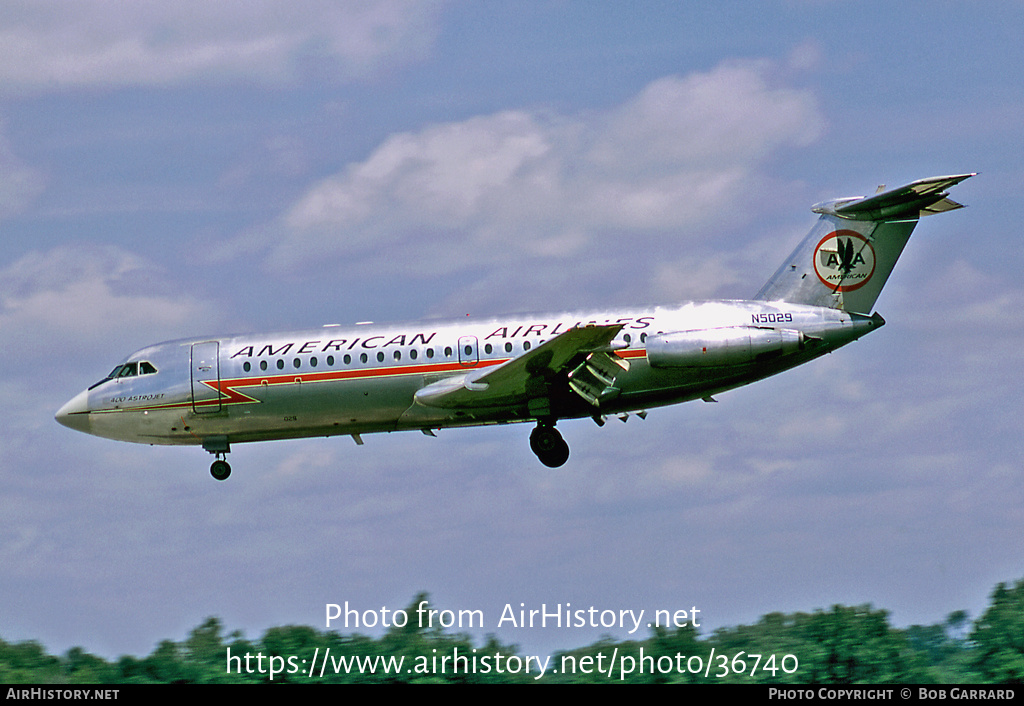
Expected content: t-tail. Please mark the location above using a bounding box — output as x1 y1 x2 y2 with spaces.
755 174 975 314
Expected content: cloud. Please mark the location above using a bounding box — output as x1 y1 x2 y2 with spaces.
589 65 821 169
0 0 444 91
263 59 824 285
0 126 45 220
650 253 749 301
0 244 220 365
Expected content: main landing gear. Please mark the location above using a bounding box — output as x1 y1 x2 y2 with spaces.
530 422 570 468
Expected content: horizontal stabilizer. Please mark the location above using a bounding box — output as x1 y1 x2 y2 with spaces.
812 173 976 221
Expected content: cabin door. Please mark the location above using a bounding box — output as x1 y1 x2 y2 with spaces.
191 341 222 413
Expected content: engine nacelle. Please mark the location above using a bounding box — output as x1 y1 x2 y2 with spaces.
646 327 804 368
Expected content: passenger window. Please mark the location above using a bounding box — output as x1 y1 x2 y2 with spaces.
426 348 434 359
394 350 401 361
277 360 284 370
243 362 251 372
328 355 335 366
444 346 453 357
293 358 301 369
360 353 367 363
484 344 493 354
524 341 531 351
505 342 512 353
410 349 418 360
310 357 318 368
260 360 268 371
376 352 385 362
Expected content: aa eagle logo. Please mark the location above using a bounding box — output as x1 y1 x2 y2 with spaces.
813 230 876 292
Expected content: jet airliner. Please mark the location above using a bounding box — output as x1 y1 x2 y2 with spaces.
56 174 974 480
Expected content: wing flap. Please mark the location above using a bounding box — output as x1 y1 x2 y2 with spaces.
567 351 630 406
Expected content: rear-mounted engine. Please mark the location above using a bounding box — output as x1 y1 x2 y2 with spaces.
646 327 805 367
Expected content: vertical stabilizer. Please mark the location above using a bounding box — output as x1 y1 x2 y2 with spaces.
755 174 974 314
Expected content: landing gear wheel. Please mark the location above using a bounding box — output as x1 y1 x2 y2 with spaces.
530 425 570 468
210 459 231 481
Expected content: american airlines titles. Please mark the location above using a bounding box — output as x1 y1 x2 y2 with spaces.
229 317 654 359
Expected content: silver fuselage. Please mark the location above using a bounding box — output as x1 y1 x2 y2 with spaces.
56 299 880 447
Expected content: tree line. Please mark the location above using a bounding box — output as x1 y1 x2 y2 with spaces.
3 579 1023 684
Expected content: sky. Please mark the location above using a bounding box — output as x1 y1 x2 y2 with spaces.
1 1 1023 662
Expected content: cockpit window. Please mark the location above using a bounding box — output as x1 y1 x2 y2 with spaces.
89 361 158 389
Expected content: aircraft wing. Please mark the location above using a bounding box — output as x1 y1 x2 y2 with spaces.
414 324 626 409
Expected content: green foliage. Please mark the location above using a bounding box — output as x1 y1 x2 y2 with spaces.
784 605 921 683
3 582 1024 683
63 646 118 683
970 579 1024 683
0 638 63 684
549 607 934 684
904 611 976 683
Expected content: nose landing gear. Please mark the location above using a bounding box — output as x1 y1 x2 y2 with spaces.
210 457 231 481
203 437 232 481
530 423 570 468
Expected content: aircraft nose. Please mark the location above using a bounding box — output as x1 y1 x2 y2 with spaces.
55 389 91 433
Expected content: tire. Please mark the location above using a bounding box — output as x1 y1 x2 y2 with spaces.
538 439 570 468
210 459 231 481
530 426 570 467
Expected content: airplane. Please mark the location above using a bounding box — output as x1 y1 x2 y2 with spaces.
56 173 974 480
